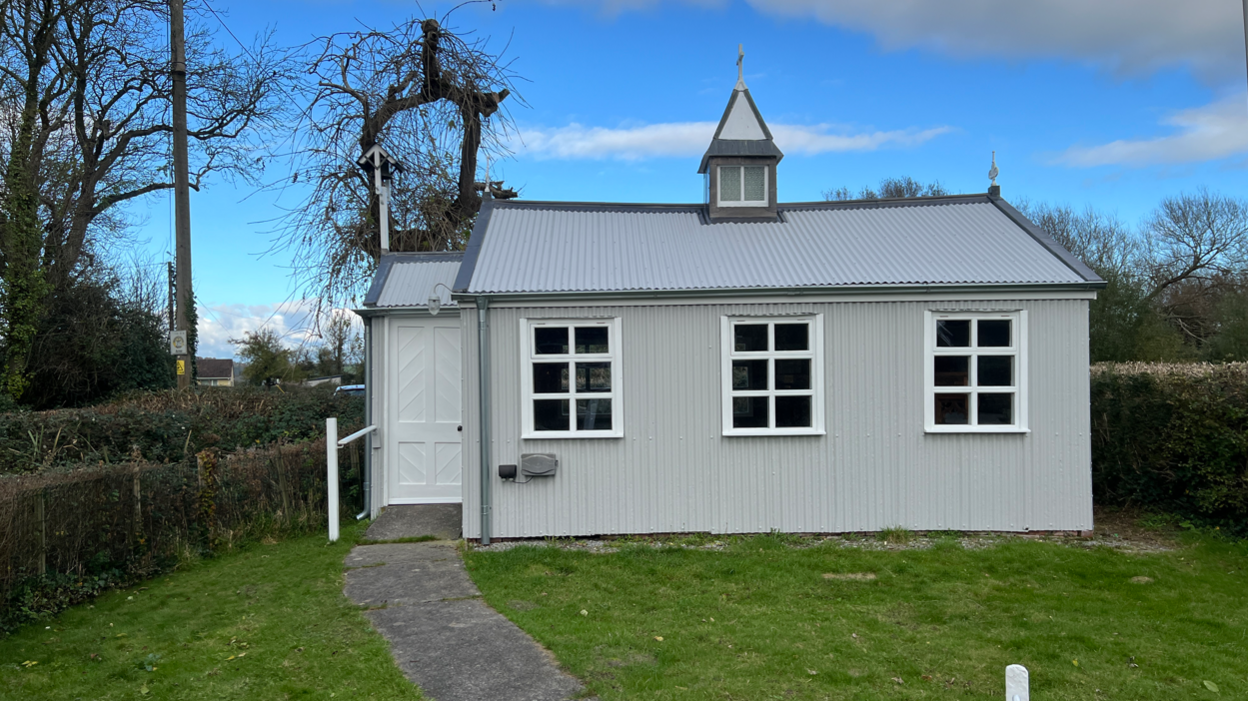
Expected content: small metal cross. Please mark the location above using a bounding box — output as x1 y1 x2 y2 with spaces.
737 44 744 83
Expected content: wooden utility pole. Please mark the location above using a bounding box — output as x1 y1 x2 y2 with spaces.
171 0 192 389
167 261 175 333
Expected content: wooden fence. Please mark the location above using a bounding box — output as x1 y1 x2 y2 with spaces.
0 438 362 609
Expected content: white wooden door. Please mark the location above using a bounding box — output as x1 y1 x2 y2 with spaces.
387 317 463 504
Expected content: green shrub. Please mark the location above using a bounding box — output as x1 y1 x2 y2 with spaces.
1091 363 1248 535
0 385 362 474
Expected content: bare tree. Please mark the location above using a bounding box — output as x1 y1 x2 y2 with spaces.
823 176 950 202
1144 188 1248 300
1019 203 1142 280
0 0 293 400
273 13 521 315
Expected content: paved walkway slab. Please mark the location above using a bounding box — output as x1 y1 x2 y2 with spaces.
365 504 463 541
344 542 586 701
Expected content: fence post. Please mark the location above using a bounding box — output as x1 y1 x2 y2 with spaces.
276 452 291 524
132 466 143 541
1006 664 1029 701
327 418 339 543
35 488 47 576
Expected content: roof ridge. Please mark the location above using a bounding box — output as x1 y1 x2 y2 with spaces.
488 194 993 212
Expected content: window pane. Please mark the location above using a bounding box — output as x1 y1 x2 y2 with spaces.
743 166 765 202
934 393 969 425
732 396 769 428
576 399 612 431
575 326 609 354
978 393 1013 425
734 324 768 351
534 327 568 355
720 166 742 201
533 363 568 394
534 399 569 431
774 323 809 351
775 359 810 390
576 362 612 392
978 320 1011 347
978 356 1013 387
732 359 768 390
936 320 971 347
934 356 969 386
775 396 811 427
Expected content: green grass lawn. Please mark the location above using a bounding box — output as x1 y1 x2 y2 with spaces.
0 522 421 700
465 531 1248 700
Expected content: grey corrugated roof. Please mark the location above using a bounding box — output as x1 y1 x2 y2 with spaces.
364 252 462 308
456 195 1102 296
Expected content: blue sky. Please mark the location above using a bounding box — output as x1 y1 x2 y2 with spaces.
139 0 1248 357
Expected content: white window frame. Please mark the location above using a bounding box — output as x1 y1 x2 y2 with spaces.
924 310 1029 434
520 318 623 439
721 315 825 437
717 165 768 208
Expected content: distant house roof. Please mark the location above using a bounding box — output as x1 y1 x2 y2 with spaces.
363 252 462 309
197 357 234 379
453 195 1103 297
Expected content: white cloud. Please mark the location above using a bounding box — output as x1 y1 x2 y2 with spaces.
514 121 949 160
549 0 1243 81
195 299 360 359
1056 95 1248 167
746 0 1243 80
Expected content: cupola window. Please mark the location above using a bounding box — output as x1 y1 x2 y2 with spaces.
718 165 767 206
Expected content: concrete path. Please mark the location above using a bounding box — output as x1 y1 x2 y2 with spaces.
365 504 462 541
344 541 587 701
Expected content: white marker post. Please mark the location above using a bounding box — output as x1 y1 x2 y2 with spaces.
1006 664 1029 701
327 418 339 542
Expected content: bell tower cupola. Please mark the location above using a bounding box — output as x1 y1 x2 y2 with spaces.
700 45 784 223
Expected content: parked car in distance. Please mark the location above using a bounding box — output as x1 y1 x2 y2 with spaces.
335 384 365 397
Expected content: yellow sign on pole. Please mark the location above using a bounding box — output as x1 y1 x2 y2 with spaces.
177 359 185 376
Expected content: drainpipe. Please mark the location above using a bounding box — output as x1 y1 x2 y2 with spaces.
357 316 373 520
477 296 492 544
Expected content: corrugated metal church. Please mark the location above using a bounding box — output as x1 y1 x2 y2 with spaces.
356 68 1104 542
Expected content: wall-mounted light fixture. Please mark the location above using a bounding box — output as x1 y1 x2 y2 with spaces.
428 282 454 316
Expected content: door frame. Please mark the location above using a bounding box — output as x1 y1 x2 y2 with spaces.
381 311 464 506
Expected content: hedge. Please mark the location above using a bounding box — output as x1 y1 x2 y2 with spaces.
0 385 362 475
0 439 364 633
1091 362 1248 535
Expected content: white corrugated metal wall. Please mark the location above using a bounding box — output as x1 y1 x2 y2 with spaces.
461 296 1092 539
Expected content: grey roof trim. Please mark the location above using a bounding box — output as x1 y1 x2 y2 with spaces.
362 256 396 306
698 140 785 173
990 197 1105 284
476 193 988 215
453 281 1106 305
780 193 993 210
351 305 462 317
453 198 496 293
479 199 704 213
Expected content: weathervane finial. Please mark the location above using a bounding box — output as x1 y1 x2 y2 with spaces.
988 150 999 187
736 44 746 89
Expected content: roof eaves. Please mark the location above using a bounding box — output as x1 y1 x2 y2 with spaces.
453 197 496 293
989 197 1106 285
463 281 1107 301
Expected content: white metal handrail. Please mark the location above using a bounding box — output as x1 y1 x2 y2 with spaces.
338 424 377 447
326 419 376 542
